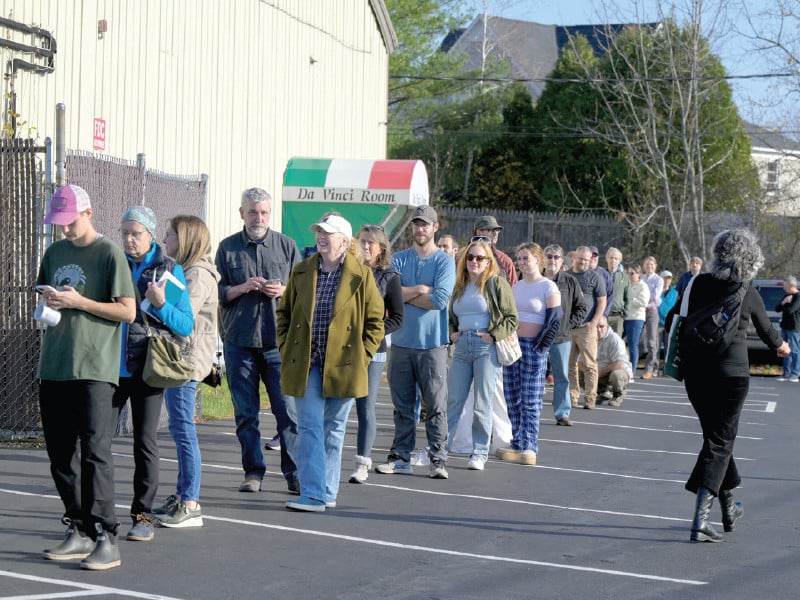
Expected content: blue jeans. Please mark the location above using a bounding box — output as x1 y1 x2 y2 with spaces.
446 332 501 458
549 340 571 420
354 358 385 457
224 343 297 482
781 329 800 377
624 319 645 375
387 345 449 463
644 309 660 373
292 366 354 503
165 380 201 502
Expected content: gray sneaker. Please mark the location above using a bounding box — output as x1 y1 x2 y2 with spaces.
151 494 179 516
126 514 155 542
157 501 203 528
375 456 413 475
238 476 262 492
428 459 449 479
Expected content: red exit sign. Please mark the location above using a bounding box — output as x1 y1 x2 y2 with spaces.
93 117 106 151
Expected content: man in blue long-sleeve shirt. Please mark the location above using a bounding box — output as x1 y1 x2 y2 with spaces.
375 205 455 479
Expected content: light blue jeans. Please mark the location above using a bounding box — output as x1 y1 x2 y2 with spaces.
354 357 385 457
624 319 645 376
165 380 201 502
549 340 571 420
292 365 354 504
781 329 800 377
446 332 501 458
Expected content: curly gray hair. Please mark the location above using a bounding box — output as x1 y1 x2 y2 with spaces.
708 228 764 283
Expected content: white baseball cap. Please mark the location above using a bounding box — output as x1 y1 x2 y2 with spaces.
309 214 352 239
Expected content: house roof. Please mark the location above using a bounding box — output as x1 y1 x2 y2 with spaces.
444 16 650 98
743 121 800 153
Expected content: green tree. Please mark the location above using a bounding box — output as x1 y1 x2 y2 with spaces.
524 6 759 265
385 0 472 158
526 35 631 214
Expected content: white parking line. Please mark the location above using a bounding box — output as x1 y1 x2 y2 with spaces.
537 438 755 460
0 569 184 599
203 514 707 586
575 420 762 440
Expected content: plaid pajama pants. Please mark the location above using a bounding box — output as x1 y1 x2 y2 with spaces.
502 337 548 453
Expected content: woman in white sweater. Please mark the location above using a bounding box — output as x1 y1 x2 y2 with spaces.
623 264 650 377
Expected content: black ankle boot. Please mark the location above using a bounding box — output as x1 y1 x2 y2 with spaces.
80 523 121 571
690 487 724 542
719 489 744 532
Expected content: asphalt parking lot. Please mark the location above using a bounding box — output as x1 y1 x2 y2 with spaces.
1 374 799 599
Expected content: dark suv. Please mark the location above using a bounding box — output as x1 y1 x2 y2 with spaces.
747 279 785 363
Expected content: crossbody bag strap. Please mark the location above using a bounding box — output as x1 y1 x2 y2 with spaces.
678 276 695 317
132 281 155 337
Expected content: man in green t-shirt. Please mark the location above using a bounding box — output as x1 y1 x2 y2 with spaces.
36 185 135 571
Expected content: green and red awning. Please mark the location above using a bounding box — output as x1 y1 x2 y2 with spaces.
283 158 429 206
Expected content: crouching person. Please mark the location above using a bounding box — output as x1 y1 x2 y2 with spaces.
277 215 384 512
594 316 632 406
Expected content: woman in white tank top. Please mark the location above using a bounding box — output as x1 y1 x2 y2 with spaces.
496 243 562 466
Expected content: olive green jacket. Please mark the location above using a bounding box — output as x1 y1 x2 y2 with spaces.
448 275 519 342
277 253 384 398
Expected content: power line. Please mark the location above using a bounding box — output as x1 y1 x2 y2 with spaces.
389 72 798 84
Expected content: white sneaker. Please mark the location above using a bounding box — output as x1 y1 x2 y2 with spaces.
790 377 799 383
349 455 371 483
467 455 486 471
410 449 430 466
428 459 449 479
375 457 413 475
776 376 788 382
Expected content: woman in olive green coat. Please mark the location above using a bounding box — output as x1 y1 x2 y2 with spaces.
277 215 383 512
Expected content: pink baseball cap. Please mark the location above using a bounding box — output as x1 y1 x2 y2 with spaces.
44 185 92 225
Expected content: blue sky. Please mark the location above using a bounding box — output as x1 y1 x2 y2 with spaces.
470 0 790 128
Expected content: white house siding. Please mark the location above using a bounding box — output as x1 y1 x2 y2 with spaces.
0 0 393 244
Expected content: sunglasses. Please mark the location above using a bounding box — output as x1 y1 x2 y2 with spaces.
466 254 489 263
471 235 491 243
545 253 561 260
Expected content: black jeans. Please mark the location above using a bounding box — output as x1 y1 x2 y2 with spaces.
683 373 749 495
40 380 118 538
112 376 165 516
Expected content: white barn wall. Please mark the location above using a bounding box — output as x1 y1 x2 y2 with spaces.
0 0 392 244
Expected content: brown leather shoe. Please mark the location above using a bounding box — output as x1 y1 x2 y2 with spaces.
642 371 653 380
556 417 573 426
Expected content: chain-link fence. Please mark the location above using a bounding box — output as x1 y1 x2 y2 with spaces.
0 148 207 439
0 139 46 439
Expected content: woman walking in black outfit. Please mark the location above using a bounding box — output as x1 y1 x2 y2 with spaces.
669 229 790 542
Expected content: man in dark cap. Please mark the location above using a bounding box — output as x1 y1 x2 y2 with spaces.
473 215 517 285
376 205 455 479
